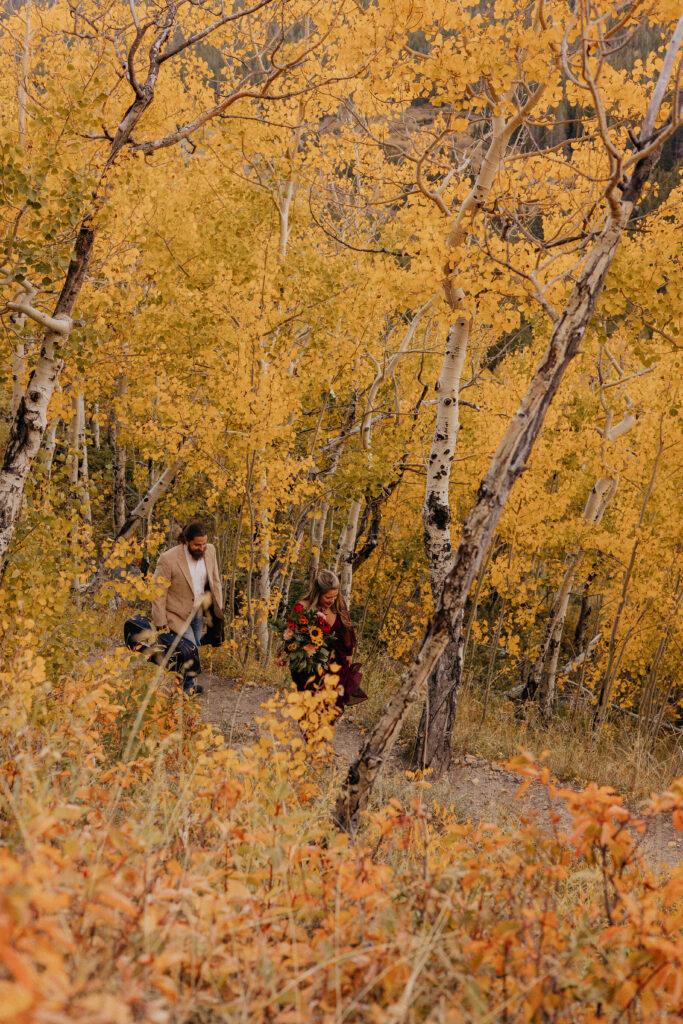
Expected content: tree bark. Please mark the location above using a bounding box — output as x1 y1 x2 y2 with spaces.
91 402 100 449
114 458 184 542
335 498 361 607
254 485 271 661
414 315 470 772
75 392 91 526
413 628 463 774
11 342 26 421
0 224 94 574
308 501 329 583
113 440 127 534
41 418 58 480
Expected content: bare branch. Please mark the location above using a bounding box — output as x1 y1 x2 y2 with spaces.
6 300 72 336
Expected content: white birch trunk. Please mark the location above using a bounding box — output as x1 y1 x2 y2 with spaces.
113 439 127 534
91 403 100 449
337 498 362 606
0 224 94 575
422 315 470 597
414 315 470 771
308 501 329 582
68 392 81 492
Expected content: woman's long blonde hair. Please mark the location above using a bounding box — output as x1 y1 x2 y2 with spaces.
301 570 351 627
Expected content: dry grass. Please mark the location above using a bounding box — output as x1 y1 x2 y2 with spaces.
347 649 683 802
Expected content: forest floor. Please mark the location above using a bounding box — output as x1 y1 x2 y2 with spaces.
197 670 682 870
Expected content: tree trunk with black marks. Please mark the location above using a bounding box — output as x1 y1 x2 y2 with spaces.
413 315 470 773
308 501 329 583
0 225 94 575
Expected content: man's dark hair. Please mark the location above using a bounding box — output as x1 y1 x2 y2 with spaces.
178 519 208 544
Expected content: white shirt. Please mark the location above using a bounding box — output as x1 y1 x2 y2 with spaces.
184 547 208 603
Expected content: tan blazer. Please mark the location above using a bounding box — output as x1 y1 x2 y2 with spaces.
151 543 224 637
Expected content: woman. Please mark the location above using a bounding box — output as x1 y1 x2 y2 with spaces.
285 570 368 709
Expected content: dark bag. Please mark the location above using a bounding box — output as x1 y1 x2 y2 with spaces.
123 614 201 682
199 587 225 648
123 614 155 652
200 610 225 647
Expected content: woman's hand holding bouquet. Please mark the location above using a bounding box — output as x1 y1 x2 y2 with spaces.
277 603 332 678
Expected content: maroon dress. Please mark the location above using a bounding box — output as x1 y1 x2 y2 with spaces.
327 616 367 707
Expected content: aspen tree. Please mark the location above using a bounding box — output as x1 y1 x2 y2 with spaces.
334 5 683 831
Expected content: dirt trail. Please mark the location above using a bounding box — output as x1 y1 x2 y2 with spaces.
198 671 682 870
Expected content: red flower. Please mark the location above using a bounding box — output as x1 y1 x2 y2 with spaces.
299 616 307 625
293 603 304 613
287 620 295 630
322 623 331 634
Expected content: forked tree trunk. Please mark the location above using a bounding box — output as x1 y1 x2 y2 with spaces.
410 81 550 770
333 117 668 829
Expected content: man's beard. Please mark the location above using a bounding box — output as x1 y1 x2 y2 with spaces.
188 548 205 561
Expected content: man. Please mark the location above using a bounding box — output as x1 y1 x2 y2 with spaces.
151 519 224 694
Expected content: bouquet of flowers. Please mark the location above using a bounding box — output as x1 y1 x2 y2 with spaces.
277 602 331 678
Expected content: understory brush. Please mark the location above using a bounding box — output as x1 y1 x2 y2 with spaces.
1 634 682 1024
